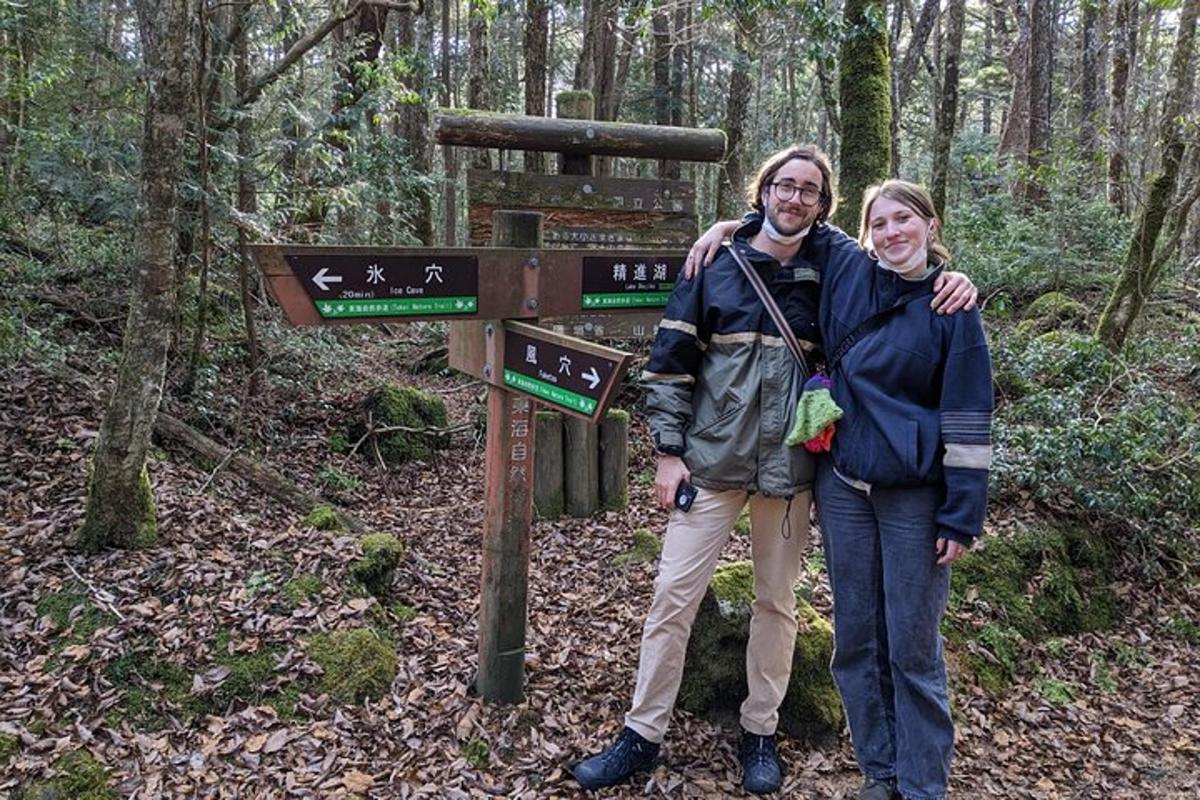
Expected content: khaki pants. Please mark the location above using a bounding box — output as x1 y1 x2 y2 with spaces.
624 487 811 742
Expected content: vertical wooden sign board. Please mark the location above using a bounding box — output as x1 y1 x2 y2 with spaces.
473 210 541 704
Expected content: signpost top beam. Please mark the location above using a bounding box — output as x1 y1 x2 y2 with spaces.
433 110 727 163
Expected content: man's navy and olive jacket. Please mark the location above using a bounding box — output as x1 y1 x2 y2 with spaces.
642 217 821 497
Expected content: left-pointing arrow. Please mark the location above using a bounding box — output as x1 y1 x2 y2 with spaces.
312 267 343 292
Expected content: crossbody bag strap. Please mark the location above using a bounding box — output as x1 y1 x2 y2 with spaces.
826 289 934 373
726 243 811 377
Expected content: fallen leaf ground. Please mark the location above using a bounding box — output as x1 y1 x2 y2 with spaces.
1 348 1198 798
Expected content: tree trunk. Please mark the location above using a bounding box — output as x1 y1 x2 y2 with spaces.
716 8 758 220
440 0 457 245
397 5 433 244
892 0 941 177
467 0 491 170
79 0 195 552
999 0 1032 161
982 4 993 136
1096 0 1200 350
1022 0 1053 207
835 0 892 230
235 8 262 395
183 1 212 396
1078 0 1102 170
1108 0 1137 211
653 0 673 178
931 0 964 219
524 0 550 174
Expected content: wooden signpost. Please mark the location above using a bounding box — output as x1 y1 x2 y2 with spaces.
252 99 725 704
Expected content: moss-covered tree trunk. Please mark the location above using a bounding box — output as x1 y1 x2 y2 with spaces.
1096 0 1200 351
1107 0 1137 212
79 0 194 552
523 0 550 174
1020 0 1053 208
834 0 892 231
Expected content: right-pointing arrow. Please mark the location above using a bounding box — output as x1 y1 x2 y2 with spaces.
583 367 601 390
312 267 343 292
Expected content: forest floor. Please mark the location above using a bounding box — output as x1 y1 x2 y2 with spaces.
2 309 1199 799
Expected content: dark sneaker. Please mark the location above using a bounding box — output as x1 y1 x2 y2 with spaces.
740 730 783 795
571 727 660 790
858 776 899 800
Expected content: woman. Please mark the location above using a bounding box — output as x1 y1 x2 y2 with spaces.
688 181 992 800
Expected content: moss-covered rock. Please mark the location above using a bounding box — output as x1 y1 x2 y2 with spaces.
946 526 1118 691
350 385 448 467
306 628 397 704
349 533 404 596
612 528 661 566
16 750 115 800
678 561 843 744
1016 291 1088 337
302 505 341 531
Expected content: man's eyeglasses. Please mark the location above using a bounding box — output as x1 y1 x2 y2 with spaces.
769 182 824 207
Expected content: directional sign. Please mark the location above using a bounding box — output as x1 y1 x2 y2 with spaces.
286 252 480 319
580 254 684 309
499 322 631 422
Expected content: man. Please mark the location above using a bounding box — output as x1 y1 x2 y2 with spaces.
572 144 973 794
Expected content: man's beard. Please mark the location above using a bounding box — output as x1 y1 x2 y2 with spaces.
766 203 813 236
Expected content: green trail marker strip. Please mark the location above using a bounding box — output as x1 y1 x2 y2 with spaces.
315 296 477 318
503 369 597 415
582 291 672 309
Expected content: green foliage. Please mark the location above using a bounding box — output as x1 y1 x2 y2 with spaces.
318 464 360 493
349 533 405 596
948 180 1128 301
1033 677 1076 706
105 649 194 730
1165 614 1200 645
245 571 275 598
350 385 448 467
16 750 115 800
302 505 342 531
306 628 398 705
991 331 1200 562
462 737 490 768
611 528 662 566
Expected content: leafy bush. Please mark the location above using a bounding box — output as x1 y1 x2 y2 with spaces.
991 331 1200 564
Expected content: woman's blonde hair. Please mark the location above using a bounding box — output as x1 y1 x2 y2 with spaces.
858 180 952 265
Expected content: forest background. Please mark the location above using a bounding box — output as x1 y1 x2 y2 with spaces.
1 0 1199 797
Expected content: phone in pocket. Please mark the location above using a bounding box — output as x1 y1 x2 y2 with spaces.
675 480 698 512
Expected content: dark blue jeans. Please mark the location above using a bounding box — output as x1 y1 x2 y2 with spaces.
815 460 953 800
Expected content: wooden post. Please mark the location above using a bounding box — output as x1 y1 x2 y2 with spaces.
555 91 595 176
599 408 630 511
534 410 565 519
477 209 543 703
564 414 600 517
